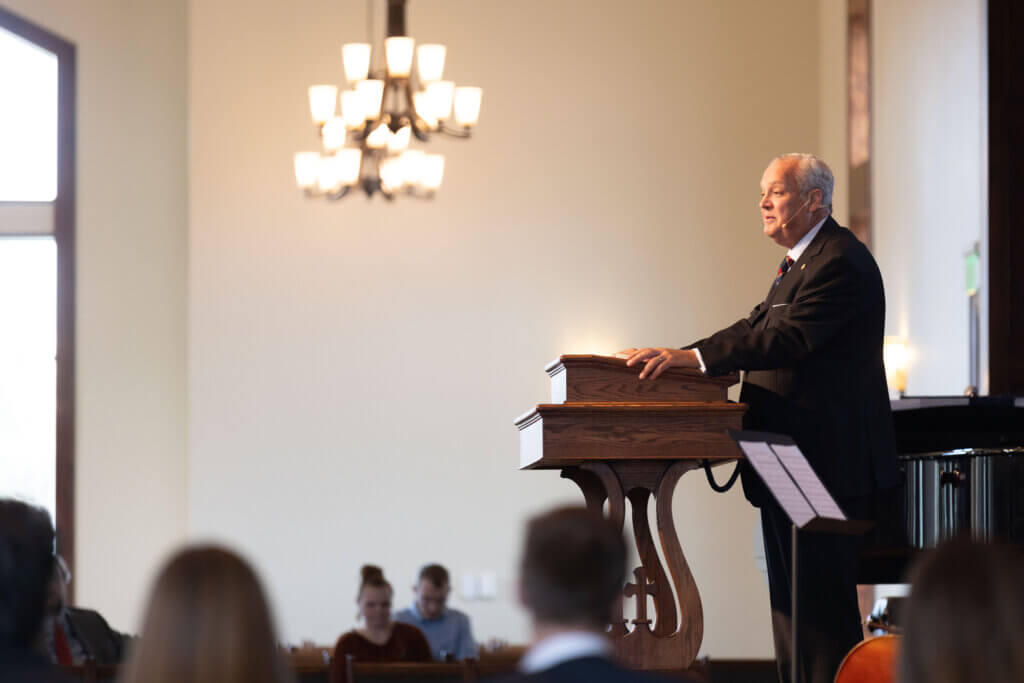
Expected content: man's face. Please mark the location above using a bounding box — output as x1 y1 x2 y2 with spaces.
415 579 449 620
760 158 817 248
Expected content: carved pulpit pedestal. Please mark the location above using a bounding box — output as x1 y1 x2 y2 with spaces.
514 355 746 670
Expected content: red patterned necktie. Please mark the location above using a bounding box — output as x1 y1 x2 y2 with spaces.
773 256 794 288
53 622 73 666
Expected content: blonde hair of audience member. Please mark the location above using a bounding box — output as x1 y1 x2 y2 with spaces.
901 538 1024 683
118 546 293 683
356 565 394 643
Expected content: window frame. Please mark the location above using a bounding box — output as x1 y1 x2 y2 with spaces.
0 5 76 598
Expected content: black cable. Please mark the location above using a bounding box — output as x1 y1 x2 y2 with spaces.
703 459 741 493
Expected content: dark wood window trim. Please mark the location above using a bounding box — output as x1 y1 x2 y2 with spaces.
0 5 76 597
988 0 1024 395
847 0 871 248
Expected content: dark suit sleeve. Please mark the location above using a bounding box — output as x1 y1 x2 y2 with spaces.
695 253 862 376
65 607 130 664
683 302 766 352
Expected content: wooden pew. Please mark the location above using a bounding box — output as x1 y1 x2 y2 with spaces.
57 647 524 683
60 661 118 683
345 656 472 683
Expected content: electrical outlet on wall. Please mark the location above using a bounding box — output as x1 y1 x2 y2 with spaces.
460 574 479 600
478 572 498 599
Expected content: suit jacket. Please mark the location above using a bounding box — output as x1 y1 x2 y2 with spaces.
0 648 77 683
487 656 682 683
692 217 900 505
63 607 131 664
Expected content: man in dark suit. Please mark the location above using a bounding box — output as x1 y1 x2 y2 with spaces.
624 154 901 683
42 556 132 666
492 507 671 683
0 498 75 683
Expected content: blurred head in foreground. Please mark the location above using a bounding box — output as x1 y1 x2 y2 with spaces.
519 506 626 632
901 538 1024 683
0 498 56 651
118 545 292 683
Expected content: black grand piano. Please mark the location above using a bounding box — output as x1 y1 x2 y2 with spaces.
857 395 1024 584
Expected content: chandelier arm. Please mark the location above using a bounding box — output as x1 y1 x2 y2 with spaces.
411 122 430 142
384 78 402 130
401 79 429 140
405 187 436 200
325 185 354 201
436 122 472 138
352 119 373 142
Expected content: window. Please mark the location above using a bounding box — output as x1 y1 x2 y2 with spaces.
0 239 57 520
0 5 76 582
0 24 58 201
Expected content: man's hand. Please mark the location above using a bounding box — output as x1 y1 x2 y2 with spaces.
618 347 700 380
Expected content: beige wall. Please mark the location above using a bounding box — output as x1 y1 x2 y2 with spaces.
188 0 826 656
872 0 987 395
1 0 189 631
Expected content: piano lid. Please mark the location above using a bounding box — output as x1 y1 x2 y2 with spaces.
891 395 1024 454
892 395 1024 411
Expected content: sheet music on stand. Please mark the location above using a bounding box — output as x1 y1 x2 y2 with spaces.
730 430 853 530
728 429 872 683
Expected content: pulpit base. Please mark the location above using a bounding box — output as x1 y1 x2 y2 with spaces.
562 458 736 670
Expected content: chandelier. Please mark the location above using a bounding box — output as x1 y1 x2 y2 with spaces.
293 0 482 200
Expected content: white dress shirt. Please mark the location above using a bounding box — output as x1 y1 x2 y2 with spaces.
518 631 612 673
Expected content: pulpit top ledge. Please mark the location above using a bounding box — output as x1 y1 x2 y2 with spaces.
544 354 738 404
514 355 746 470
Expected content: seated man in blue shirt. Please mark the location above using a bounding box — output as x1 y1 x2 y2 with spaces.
394 564 477 661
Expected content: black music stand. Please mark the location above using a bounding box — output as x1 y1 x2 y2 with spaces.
729 430 873 683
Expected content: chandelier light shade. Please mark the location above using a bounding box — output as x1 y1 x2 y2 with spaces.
384 36 415 78
416 44 446 83
453 87 482 127
342 43 371 82
308 85 339 124
294 0 482 200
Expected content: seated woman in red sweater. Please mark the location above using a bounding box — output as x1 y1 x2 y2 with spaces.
330 565 431 683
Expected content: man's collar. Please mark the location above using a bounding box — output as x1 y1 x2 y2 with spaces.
787 214 828 263
519 631 611 673
410 603 447 622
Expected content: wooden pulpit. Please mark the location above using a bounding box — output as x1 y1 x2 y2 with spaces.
514 354 746 670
